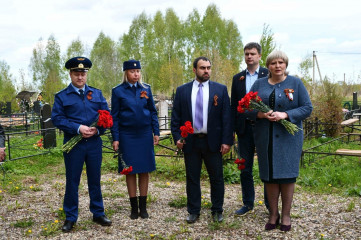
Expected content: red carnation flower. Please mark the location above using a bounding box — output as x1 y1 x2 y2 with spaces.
238 164 246 170
179 121 194 142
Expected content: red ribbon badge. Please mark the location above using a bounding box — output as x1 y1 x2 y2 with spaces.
87 91 93 100
140 91 149 99
284 89 294 101
213 95 218 106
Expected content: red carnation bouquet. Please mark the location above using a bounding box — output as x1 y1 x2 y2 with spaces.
180 121 194 143
175 121 194 154
62 110 113 153
234 158 246 170
114 150 133 175
113 148 133 175
237 91 301 135
120 165 133 175
233 139 246 170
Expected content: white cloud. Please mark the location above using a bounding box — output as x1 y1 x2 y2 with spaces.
311 38 337 45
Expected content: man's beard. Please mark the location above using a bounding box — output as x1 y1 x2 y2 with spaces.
196 73 210 82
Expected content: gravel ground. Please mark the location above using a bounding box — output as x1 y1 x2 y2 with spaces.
0 172 360 240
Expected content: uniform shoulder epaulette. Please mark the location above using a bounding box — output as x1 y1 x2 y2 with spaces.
88 85 100 91
112 83 123 89
55 88 67 95
143 83 151 87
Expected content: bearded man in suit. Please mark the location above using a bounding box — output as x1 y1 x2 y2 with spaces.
171 56 233 223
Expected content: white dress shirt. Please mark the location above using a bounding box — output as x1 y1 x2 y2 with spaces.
245 66 260 93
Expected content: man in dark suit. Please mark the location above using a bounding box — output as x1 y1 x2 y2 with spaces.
171 56 233 223
231 42 269 215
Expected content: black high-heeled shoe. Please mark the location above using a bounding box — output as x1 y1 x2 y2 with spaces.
265 215 280 230
280 224 291 232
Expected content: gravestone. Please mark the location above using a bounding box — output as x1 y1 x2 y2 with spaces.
352 92 359 110
33 101 41 115
158 100 169 130
41 104 56 148
5 102 11 115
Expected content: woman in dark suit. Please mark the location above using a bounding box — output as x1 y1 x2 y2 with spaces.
246 51 312 231
111 60 159 219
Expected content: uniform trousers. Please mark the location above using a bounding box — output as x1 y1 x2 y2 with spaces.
63 136 104 222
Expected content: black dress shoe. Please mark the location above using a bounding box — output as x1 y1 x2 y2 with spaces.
62 220 75 232
186 214 200 223
212 212 224 222
93 215 112 226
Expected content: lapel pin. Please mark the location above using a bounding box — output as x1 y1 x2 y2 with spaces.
213 95 218 106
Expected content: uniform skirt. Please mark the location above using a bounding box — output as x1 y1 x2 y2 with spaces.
118 129 156 174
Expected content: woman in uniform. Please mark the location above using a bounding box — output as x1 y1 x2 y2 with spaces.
111 59 159 219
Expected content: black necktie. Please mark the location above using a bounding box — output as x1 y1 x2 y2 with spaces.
131 85 136 95
79 89 84 99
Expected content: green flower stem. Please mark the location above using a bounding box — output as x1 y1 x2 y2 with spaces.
62 121 98 153
249 100 301 135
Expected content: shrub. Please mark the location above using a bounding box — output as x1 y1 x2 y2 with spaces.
311 78 343 137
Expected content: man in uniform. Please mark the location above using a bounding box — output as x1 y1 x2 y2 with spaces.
52 57 111 232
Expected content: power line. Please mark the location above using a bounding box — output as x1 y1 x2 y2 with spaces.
317 51 361 55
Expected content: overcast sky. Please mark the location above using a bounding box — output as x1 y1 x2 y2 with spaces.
1 0 361 84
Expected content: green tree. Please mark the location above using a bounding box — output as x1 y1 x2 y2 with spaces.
29 38 47 90
118 12 150 61
65 38 87 60
143 10 167 90
29 35 65 104
298 55 313 83
259 23 276 66
89 32 121 99
0 61 17 113
158 58 183 93
16 69 35 92
184 9 203 80
116 4 243 92
143 9 186 93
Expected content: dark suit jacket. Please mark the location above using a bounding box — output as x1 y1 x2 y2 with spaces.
230 67 268 136
171 80 233 153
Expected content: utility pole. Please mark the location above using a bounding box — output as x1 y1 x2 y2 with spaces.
313 51 315 85
312 51 323 82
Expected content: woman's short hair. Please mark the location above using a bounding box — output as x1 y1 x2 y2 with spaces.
266 50 289 68
266 50 289 78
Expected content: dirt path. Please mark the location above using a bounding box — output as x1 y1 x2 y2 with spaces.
0 173 360 239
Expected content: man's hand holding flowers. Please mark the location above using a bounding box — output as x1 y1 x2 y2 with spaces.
176 121 194 150
79 125 98 138
62 110 113 153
